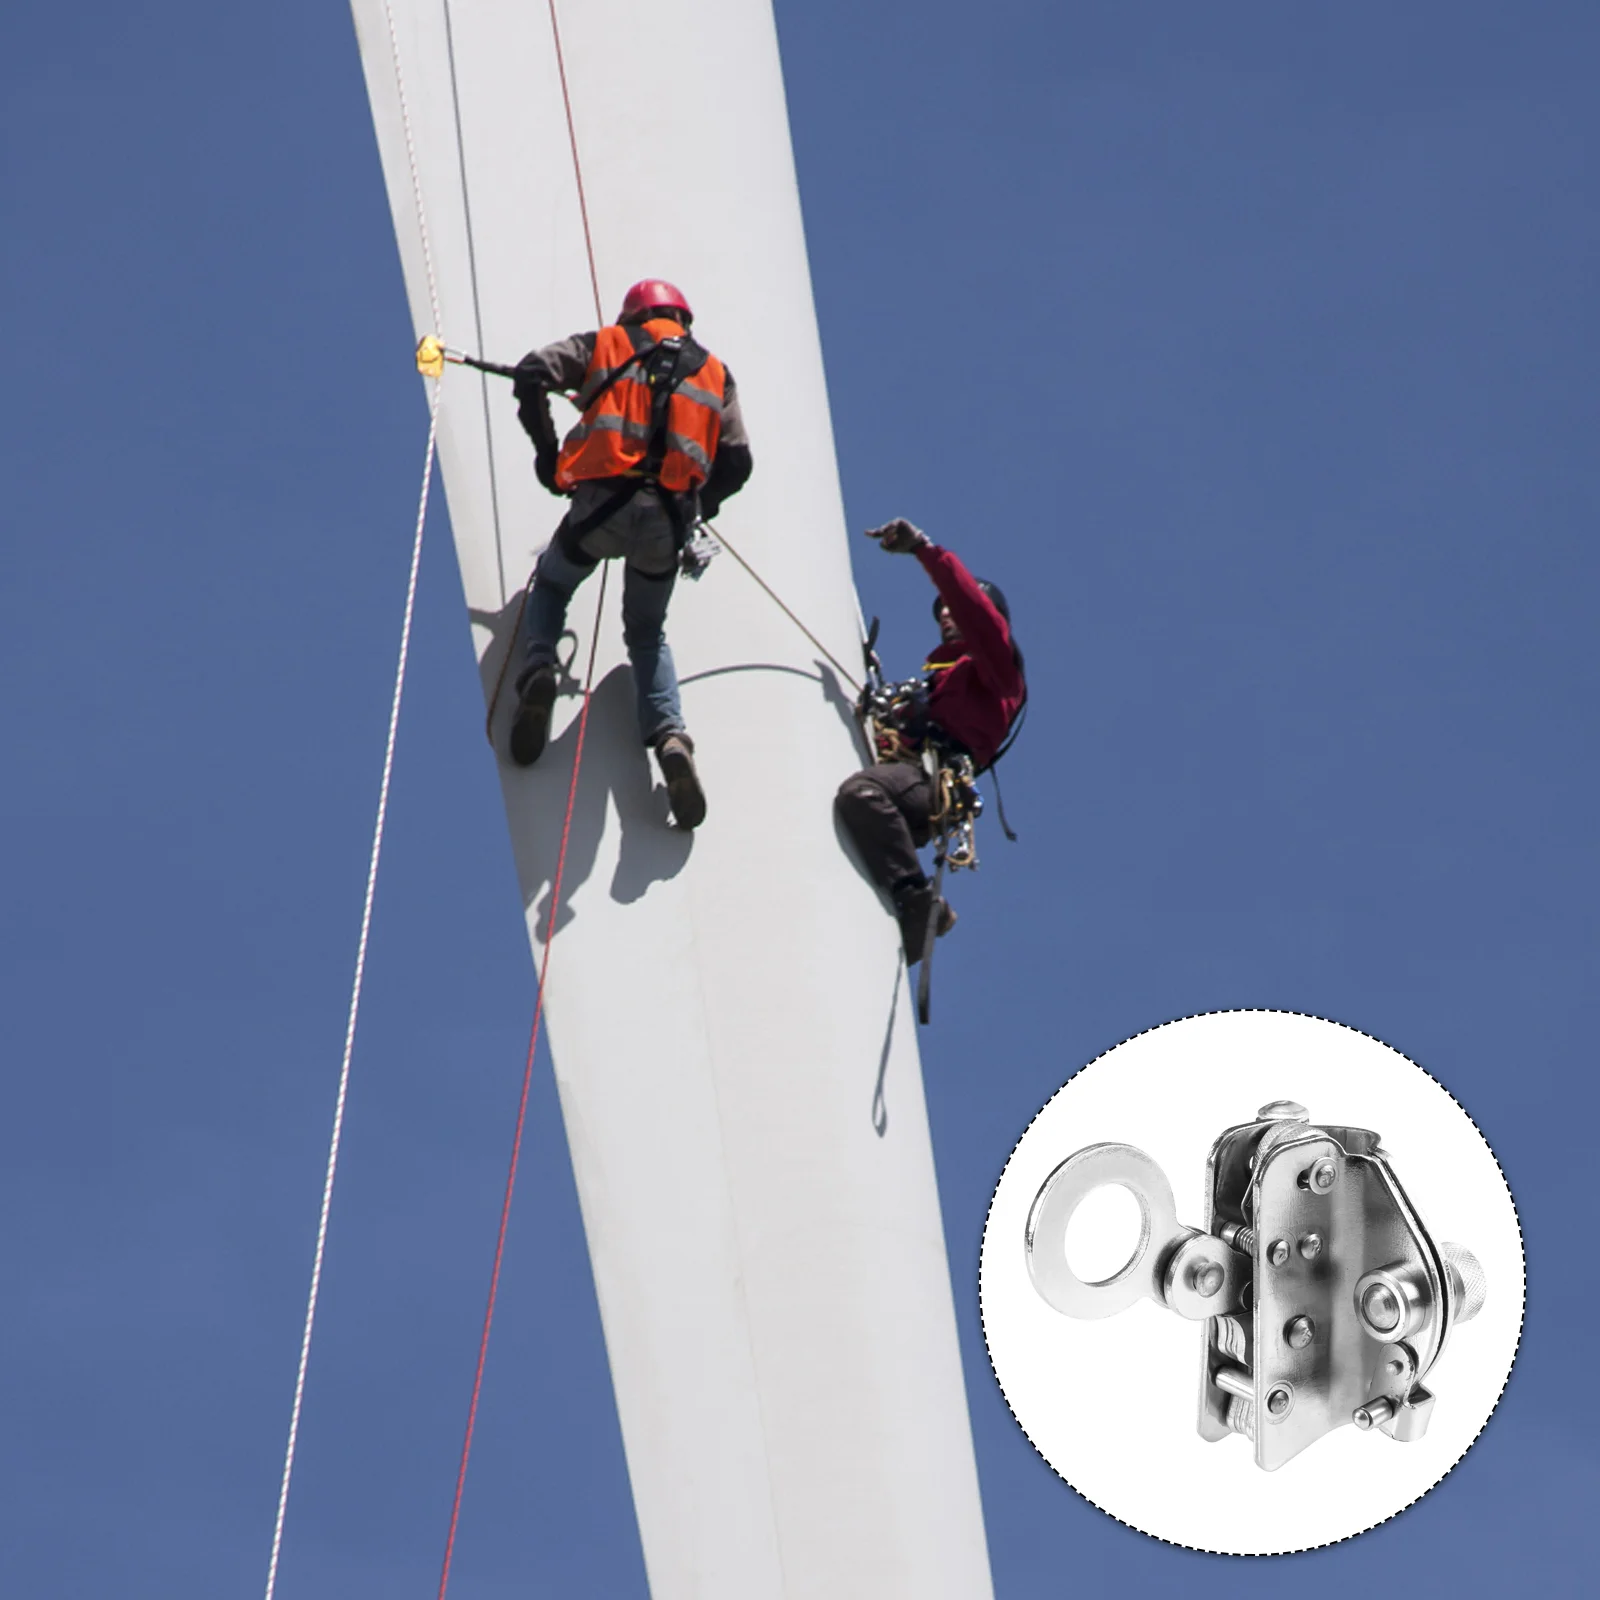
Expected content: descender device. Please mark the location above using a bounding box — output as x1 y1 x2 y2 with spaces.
1024 1102 1486 1470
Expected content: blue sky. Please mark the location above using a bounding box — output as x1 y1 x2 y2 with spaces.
2 1 1596 1595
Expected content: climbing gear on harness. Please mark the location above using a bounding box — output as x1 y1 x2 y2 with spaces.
856 616 993 1023
678 520 721 581
859 675 933 762
508 664 559 768
619 279 693 324
914 751 983 1022
929 753 983 871
1025 1101 1487 1470
655 731 706 830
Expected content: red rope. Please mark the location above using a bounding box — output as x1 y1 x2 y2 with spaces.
435 12 610 1592
435 567 609 1600
547 0 605 324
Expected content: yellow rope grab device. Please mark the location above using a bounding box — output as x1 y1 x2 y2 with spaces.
416 333 520 382
415 334 446 378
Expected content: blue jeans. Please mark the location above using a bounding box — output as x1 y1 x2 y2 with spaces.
520 481 685 744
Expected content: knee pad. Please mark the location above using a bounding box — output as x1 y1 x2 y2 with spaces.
835 777 879 815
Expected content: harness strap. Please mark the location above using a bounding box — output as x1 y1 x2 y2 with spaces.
554 477 648 565
916 853 947 1026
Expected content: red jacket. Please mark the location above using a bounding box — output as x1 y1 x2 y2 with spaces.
916 543 1025 768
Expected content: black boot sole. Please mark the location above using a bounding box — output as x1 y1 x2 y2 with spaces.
657 743 707 830
508 670 558 767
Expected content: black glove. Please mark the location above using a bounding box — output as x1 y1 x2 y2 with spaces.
864 518 929 555
511 358 546 403
535 446 561 495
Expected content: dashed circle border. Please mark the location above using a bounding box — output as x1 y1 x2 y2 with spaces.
977 1006 1527 1558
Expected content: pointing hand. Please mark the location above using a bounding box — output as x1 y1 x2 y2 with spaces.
864 519 929 555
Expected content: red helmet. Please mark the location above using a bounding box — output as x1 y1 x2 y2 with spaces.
618 278 692 324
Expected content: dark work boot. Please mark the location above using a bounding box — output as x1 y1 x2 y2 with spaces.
894 881 957 965
508 665 558 767
655 731 706 830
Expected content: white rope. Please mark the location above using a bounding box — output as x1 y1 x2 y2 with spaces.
382 0 443 333
262 8 446 1598
262 383 442 1600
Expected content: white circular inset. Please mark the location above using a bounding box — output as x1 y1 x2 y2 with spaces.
979 1011 1525 1554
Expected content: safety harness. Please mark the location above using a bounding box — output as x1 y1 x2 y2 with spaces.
555 326 712 560
859 619 1024 1023
484 330 715 742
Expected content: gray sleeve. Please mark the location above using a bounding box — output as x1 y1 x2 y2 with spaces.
717 367 749 450
515 330 597 392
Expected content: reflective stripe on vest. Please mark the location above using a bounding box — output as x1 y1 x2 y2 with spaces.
556 319 726 493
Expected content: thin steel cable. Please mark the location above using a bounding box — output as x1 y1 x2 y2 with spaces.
710 522 862 694
262 381 442 1600
262 7 445 1597
435 566 610 1600
440 0 510 604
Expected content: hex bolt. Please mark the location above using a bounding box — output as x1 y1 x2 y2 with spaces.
1284 1315 1315 1350
1267 1238 1290 1267
1353 1397 1396 1431
1309 1158 1337 1193
1265 1385 1293 1420
1297 1232 1322 1261
1191 1261 1225 1299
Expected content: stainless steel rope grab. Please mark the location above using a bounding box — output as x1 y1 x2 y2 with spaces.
1024 1102 1486 1470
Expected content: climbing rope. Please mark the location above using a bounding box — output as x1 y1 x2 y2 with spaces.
262 387 441 1600
434 567 609 1600
434 5 611 1596
708 521 862 694
261 6 445 1597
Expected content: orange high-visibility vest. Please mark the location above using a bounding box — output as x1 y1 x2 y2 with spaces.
555 318 726 494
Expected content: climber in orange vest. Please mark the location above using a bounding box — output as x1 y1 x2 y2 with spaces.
508 279 753 828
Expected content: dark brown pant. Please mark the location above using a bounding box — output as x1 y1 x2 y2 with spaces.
835 759 935 895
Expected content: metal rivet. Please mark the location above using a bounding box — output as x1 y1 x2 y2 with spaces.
1377 1342 1417 1387
1266 1385 1293 1419
1257 1100 1308 1121
1297 1232 1322 1261
1362 1283 1402 1334
1191 1262 1224 1299
1310 1158 1337 1193
1285 1315 1315 1350
1267 1238 1290 1267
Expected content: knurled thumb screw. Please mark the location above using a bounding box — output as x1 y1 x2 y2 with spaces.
1440 1242 1486 1324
